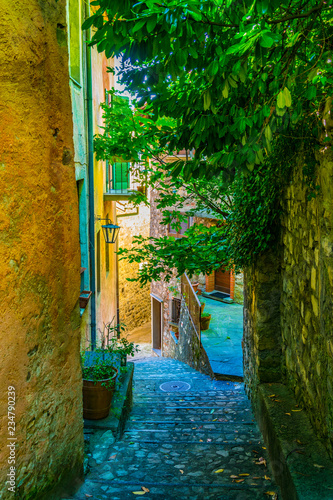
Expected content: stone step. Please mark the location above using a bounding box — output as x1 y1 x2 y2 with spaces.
130 405 252 413
73 479 268 499
84 440 275 497
72 358 280 500
122 433 262 445
127 417 253 427
122 436 258 445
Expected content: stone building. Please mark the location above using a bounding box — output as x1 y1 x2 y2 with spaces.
67 0 119 349
0 1 83 498
243 143 333 459
0 1 123 498
117 200 151 333
149 155 243 366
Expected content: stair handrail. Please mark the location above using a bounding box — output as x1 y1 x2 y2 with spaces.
181 273 201 344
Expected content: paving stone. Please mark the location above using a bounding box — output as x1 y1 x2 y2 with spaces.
71 357 280 499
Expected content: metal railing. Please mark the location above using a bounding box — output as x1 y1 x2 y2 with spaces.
171 297 181 324
181 273 201 344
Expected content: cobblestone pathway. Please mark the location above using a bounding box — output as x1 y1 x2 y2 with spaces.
73 358 279 499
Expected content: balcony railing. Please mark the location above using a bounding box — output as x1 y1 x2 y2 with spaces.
104 161 135 200
181 273 201 344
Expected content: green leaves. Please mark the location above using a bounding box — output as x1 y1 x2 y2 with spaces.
283 87 292 107
260 32 276 48
85 0 331 186
277 87 292 108
147 15 157 33
203 90 211 110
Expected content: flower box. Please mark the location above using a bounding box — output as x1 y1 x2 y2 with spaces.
79 290 92 309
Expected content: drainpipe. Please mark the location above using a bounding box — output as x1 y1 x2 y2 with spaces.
86 8 96 349
116 229 120 339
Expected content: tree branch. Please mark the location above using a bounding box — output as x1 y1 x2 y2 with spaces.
266 0 324 24
191 183 229 218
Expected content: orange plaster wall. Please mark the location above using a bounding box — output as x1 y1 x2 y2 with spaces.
91 47 118 341
0 1 83 497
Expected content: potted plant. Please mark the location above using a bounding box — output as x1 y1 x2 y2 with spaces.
81 349 118 420
112 336 140 367
200 312 212 331
101 320 140 367
81 318 139 420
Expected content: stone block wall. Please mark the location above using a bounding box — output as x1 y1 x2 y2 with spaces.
118 204 151 333
243 252 283 392
244 146 333 458
166 300 214 377
234 272 244 304
279 148 333 456
0 1 83 497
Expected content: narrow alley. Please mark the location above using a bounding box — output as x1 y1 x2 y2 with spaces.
71 357 279 499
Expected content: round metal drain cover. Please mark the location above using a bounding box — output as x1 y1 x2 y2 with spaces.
159 381 191 392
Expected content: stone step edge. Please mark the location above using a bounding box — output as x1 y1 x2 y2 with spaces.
254 382 333 500
84 478 261 490
120 438 258 445
130 407 252 412
126 420 255 425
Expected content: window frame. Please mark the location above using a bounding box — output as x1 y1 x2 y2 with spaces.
168 213 192 238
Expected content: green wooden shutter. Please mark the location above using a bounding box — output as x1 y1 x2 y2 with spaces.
113 162 130 191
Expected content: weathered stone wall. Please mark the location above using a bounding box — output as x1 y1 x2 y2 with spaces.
150 189 213 373
280 148 333 457
234 272 244 304
243 251 283 393
150 186 169 350
244 145 333 458
0 1 83 497
166 300 214 377
118 204 151 332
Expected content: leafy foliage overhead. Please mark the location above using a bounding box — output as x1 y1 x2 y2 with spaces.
95 91 294 284
85 0 333 181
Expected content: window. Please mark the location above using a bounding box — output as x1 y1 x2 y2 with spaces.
105 214 110 274
168 214 191 238
68 0 81 84
170 297 181 323
96 231 101 293
112 162 130 191
105 89 112 192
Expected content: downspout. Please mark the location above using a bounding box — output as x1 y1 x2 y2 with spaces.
85 8 96 349
116 227 120 339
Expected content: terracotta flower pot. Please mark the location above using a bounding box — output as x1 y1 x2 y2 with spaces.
200 314 211 331
191 282 199 292
82 368 118 420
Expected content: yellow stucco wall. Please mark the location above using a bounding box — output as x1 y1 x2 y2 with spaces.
118 203 151 332
91 48 118 344
0 1 83 497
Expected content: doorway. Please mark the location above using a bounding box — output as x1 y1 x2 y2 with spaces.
215 267 231 295
151 295 163 354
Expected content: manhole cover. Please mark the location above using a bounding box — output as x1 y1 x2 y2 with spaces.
159 381 191 392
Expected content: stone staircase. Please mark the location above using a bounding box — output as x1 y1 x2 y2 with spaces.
72 358 279 499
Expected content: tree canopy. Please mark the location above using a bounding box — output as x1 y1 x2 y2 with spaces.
85 0 333 182
86 0 333 284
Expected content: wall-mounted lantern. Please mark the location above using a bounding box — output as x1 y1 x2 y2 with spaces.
95 217 120 244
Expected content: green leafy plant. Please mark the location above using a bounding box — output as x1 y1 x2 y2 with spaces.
81 350 118 389
85 0 332 180
82 318 139 386
84 0 332 284
201 312 211 318
99 318 140 360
